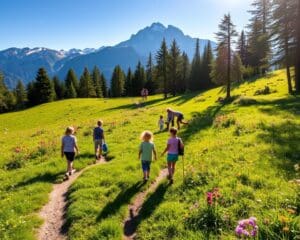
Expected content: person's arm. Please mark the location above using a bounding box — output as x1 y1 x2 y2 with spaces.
92 129 95 141
153 148 157 161
74 137 79 154
102 131 105 142
138 144 142 160
161 144 170 156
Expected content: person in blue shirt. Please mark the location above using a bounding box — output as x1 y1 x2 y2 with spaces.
93 120 105 160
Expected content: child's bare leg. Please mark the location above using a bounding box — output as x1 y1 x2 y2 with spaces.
172 162 176 177
167 162 172 178
67 160 72 174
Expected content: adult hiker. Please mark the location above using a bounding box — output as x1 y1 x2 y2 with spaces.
141 88 149 101
166 108 188 130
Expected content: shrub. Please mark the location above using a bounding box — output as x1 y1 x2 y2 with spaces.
254 86 276 96
234 96 257 106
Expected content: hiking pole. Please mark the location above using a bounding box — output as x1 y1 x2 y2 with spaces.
182 155 185 181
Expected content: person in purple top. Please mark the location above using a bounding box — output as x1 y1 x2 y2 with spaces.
161 127 184 184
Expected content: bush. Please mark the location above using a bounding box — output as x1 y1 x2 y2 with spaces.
254 86 275 95
234 96 257 106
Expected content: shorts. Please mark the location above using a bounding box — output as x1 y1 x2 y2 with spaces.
141 161 151 171
167 153 179 162
64 152 75 162
94 139 103 151
177 114 184 121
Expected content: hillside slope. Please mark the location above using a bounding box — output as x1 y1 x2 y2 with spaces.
0 70 299 240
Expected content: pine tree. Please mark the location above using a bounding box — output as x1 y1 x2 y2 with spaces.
273 0 297 93
34 68 55 103
237 30 248 66
92 66 103 98
215 14 238 99
0 73 16 112
178 52 190 93
211 45 228 86
132 61 146 96
248 0 272 74
189 39 202 91
27 82 37 106
53 76 65 100
201 41 214 89
101 73 108 97
79 67 96 98
65 69 78 98
156 38 169 99
110 65 125 97
15 80 27 108
124 68 133 96
145 53 157 94
168 39 181 96
232 53 244 83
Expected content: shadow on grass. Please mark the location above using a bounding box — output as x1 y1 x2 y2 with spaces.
124 182 169 237
257 121 300 178
8 171 63 190
257 96 300 115
96 181 146 222
179 104 225 144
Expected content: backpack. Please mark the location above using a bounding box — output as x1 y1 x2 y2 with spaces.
178 138 184 156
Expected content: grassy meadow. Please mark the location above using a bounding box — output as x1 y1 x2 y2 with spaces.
0 69 299 239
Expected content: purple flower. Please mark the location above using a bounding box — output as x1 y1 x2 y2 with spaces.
235 217 258 238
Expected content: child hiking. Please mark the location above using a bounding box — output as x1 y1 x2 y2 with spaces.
61 126 79 180
158 115 164 132
93 120 105 161
161 127 184 184
139 131 157 181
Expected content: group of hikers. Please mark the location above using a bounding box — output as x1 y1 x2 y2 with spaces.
61 108 188 183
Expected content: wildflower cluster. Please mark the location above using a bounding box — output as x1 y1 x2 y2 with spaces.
206 188 220 206
235 217 258 238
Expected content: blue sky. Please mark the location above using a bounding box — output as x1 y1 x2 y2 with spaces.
0 0 252 50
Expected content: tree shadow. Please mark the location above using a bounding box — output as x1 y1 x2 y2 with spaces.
96 181 146 222
124 182 169 237
256 121 300 178
257 96 300 115
179 104 225 144
7 171 63 191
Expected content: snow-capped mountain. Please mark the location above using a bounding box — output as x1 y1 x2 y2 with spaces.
0 23 216 88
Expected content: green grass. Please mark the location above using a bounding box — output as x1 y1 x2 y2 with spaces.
0 70 299 239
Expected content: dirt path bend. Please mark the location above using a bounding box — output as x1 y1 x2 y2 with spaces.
123 168 168 240
37 158 106 240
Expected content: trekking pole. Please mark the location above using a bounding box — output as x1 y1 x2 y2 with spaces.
182 155 185 181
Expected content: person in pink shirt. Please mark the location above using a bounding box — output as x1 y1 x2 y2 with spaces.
161 127 184 184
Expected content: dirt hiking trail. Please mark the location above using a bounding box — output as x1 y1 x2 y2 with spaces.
123 168 168 240
37 157 106 240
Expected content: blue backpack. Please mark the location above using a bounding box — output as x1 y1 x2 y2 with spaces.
102 143 108 153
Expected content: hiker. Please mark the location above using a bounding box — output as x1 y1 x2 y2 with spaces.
141 88 149 101
93 120 105 161
167 108 188 130
161 127 184 184
166 108 175 130
158 115 165 132
139 130 157 181
61 126 79 179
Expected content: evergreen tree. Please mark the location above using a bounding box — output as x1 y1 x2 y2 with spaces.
34 68 56 103
124 68 133 96
215 14 237 99
91 66 103 98
101 73 108 97
189 39 202 91
110 65 125 97
15 80 27 108
178 52 190 93
132 61 146 96
145 53 157 94
168 39 181 96
248 0 272 74
273 0 298 93
201 41 214 89
79 67 96 98
232 53 244 83
53 76 65 100
210 45 229 85
27 82 37 106
65 69 79 98
237 30 248 66
156 38 169 99
0 73 16 112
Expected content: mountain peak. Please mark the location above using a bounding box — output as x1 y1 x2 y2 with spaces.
149 22 166 32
